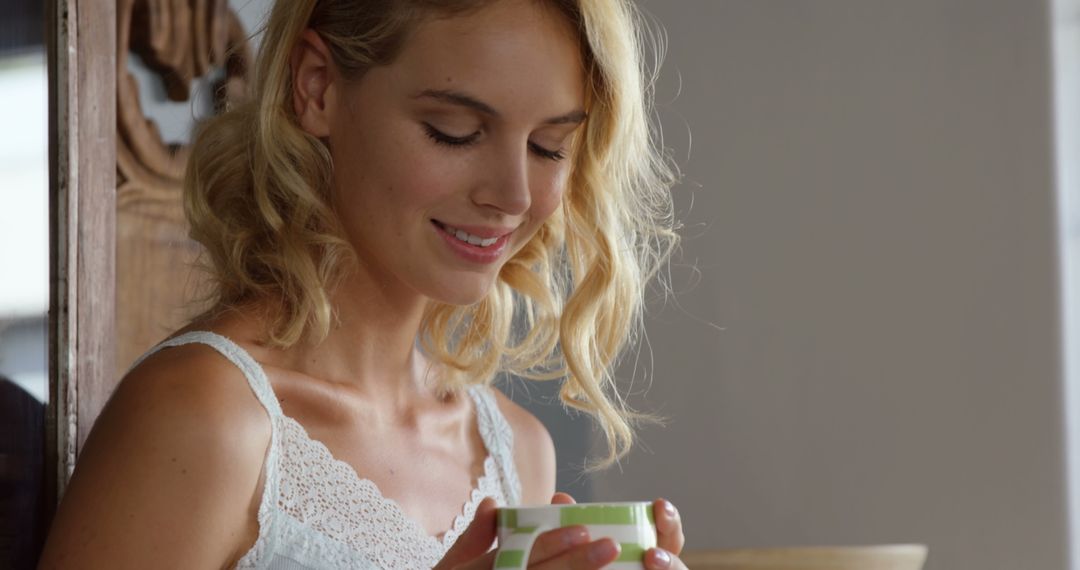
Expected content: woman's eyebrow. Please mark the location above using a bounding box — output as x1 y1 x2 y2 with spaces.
413 88 587 125
544 109 588 126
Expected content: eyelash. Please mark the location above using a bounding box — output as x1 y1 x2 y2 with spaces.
422 124 567 162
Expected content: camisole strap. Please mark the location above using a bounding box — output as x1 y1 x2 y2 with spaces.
129 330 284 418
467 385 523 506
129 330 284 556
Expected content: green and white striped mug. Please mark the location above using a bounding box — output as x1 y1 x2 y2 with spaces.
495 502 657 569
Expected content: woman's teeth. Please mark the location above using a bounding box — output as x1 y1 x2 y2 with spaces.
440 223 500 247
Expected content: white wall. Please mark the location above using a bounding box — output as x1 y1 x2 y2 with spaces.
593 1 1071 569
1055 0 1080 568
0 52 48 403
0 53 47 320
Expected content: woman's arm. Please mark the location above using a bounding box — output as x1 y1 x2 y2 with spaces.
38 346 271 569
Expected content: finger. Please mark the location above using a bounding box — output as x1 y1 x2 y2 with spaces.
433 497 497 569
551 492 577 505
524 525 590 564
644 548 688 570
449 550 498 570
532 538 621 570
652 498 685 555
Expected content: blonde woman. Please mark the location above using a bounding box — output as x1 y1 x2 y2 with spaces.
40 0 686 568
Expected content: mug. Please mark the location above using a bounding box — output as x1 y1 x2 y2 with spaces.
495 502 657 569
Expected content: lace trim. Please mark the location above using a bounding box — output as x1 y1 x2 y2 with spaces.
471 386 523 505
235 502 380 569
132 332 520 568
272 415 505 568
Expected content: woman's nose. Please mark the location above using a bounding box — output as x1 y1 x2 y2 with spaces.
471 144 532 216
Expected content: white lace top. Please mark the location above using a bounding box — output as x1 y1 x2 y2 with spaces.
134 331 522 570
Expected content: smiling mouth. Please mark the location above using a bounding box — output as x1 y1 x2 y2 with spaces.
431 220 505 248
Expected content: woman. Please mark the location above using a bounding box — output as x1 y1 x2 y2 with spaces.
39 0 686 568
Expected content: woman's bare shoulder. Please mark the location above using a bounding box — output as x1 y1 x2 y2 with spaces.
38 342 271 569
113 340 273 440
488 386 556 505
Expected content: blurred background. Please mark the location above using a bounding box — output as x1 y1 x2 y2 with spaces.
4 0 1080 569
598 3 1078 570
0 0 48 567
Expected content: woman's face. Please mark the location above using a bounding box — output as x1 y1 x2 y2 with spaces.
322 0 586 305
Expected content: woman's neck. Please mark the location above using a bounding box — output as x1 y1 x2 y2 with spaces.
217 269 444 410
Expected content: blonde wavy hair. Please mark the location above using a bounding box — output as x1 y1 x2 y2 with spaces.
184 0 679 469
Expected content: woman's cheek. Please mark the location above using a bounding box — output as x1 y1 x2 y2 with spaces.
532 175 567 221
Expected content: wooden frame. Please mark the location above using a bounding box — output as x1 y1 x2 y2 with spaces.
46 0 117 504
44 0 248 508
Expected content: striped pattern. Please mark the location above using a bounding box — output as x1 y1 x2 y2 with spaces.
497 504 656 528
494 543 647 567
496 503 656 569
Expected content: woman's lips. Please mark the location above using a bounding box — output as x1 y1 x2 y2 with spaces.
432 220 513 264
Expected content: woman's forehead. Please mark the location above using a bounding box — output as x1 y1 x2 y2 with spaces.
374 0 586 117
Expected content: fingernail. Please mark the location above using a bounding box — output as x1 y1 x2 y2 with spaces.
588 539 620 563
650 548 673 569
664 500 677 518
564 526 589 547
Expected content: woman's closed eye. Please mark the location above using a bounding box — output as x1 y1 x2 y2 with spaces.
529 142 566 162
423 123 480 146
422 123 567 162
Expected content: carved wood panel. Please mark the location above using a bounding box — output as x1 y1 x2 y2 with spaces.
115 0 251 371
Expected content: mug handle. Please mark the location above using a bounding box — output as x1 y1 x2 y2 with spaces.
493 525 551 570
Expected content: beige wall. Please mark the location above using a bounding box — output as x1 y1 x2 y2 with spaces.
592 1 1071 569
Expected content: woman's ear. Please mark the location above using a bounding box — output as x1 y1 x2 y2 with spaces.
290 29 337 138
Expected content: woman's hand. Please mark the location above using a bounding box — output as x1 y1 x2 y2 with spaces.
646 497 687 570
434 497 621 570
550 493 688 570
